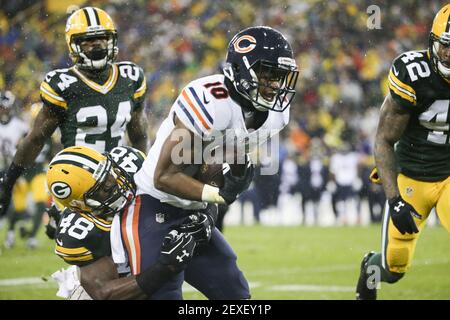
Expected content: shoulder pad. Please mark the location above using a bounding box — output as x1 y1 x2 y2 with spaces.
173 75 231 137
40 69 74 110
109 146 146 175
116 62 146 101
388 51 430 108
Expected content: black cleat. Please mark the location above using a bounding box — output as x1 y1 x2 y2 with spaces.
356 251 377 300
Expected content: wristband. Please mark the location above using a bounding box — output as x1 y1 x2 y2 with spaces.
201 184 226 204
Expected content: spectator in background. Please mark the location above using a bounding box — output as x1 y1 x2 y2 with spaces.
329 142 361 226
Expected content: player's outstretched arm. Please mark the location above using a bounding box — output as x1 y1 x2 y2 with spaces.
79 232 196 300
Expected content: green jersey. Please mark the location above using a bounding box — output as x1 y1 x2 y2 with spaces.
388 50 450 181
55 209 112 267
40 61 147 153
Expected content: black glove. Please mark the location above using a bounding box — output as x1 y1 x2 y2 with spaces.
176 211 215 244
158 231 196 273
388 195 422 235
219 159 254 205
0 173 13 218
44 204 62 240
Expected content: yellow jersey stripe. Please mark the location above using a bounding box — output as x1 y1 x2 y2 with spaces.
388 78 416 105
388 70 416 95
55 245 91 255
79 213 111 231
133 76 147 99
62 254 94 262
40 90 68 109
40 82 64 100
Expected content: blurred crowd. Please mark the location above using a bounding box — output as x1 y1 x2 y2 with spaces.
0 0 447 228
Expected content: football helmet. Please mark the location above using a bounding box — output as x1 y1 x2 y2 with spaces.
429 4 450 79
0 90 15 124
65 7 118 70
223 26 299 112
46 146 135 217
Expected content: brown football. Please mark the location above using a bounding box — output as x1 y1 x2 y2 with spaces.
194 163 247 188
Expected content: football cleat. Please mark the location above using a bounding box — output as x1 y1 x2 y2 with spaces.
356 251 377 300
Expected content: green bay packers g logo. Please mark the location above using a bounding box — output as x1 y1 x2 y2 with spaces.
51 182 72 199
233 35 257 53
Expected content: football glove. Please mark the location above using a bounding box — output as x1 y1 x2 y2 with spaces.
176 212 214 244
44 204 63 240
388 195 422 235
158 230 196 273
219 159 254 205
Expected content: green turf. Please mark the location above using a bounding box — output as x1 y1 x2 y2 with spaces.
0 224 449 300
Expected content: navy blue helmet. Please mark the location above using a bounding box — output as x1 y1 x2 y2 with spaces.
223 26 298 112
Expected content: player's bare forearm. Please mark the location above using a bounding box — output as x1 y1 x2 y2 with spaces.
93 277 147 300
153 116 205 201
127 104 148 153
79 256 146 300
374 94 410 200
153 138 204 201
13 106 60 168
156 169 205 201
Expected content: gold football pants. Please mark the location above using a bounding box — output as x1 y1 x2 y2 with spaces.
12 173 49 212
382 173 450 273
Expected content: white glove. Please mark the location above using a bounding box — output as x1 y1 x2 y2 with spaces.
51 265 92 300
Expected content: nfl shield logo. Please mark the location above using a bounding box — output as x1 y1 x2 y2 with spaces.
156 213 165 223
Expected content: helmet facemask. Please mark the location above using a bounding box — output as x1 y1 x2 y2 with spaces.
429 32 450 79
70 31 118 71
229 57 298 112
83 155 135 218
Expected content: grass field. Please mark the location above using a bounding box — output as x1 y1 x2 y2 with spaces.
0 224 449 300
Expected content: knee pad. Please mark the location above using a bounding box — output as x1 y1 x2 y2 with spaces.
387 245 411 274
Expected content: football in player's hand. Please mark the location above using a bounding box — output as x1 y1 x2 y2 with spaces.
195 164 224 188
194 163 247 188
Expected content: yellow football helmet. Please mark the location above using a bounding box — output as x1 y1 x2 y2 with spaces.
430 4 450 79
46 146 135 217
65 7 118 70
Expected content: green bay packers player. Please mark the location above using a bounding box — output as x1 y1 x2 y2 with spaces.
47 146 197 299
0 6 148 218
356 4 450 300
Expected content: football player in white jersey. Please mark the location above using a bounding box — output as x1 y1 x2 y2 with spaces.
0 91 30 248
131 26 299 299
